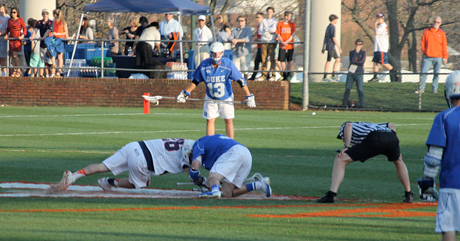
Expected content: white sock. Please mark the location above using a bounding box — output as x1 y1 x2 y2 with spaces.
255 181 263 190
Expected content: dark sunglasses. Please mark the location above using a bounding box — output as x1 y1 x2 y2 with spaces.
11 11 17 14
434 21 441 23
217 17 221 20
356 43 363 46
238 20 245 22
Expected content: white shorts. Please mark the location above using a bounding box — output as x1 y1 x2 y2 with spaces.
202 95 234 119
436 189 460 233
102 142 151 189
209 145 252 188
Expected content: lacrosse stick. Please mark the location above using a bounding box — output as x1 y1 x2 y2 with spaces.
142 95 247 105
176 173 264 187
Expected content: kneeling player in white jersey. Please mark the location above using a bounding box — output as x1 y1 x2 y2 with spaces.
185 134 272 198
177 42 256 139
417 71 460 241
59 138 196 191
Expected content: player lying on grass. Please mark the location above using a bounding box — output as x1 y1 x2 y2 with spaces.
317 121 413 203
185 134 272 198
59 138 201 191
417 71 460 241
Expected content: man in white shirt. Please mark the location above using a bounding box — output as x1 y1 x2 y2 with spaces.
193 15 213 68
136 22 161 77
159 13 183 40
370 13 399 82
257 7 278 81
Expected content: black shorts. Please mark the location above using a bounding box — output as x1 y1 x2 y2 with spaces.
326 49 339 61
345 131 400 163
278 49 294 62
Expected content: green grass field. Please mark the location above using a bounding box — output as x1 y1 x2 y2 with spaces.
290 82 447 112
0 106 441 240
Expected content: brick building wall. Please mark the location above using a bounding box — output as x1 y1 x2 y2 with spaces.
0 77 290 110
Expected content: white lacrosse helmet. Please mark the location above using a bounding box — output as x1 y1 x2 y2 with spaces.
210 42 225 64
181 139 196 163
444 71 460 107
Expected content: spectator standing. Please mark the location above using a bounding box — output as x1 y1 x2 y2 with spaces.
276 11 296 81
193 15 212 68
316 121 413 203
416 16 448 94
5 7 26 77
79 17 93 43
216 14 231 50
30 8 53 78
50 9 68 77
159 13 183 40
249 12 264 80
369 13 399 82
322 14 342 81
23 18 35 76
121 16 139 55
28 19 42 77
136 22 161 75
342 39 366 108
257 7 278 81
0 4 9 77
131 16 149 56
229 16 252 80
105 16 119 56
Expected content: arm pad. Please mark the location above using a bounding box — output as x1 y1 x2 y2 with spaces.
192 79 199 86
423 146 443 178
237 79 246 88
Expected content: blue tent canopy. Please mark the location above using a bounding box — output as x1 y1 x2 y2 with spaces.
83 0 211 15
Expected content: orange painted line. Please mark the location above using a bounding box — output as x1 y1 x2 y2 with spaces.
248 203 437 218
0 203 437 214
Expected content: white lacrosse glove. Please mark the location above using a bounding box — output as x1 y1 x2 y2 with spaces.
177 90 190 103
245 94 256 108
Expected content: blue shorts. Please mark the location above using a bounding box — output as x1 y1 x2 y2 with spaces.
372 51 389 64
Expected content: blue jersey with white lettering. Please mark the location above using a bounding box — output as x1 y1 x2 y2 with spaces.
192 57 246 100
426 106 460 189
191 134 242 170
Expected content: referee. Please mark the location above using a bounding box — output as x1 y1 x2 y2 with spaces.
317 121 413 203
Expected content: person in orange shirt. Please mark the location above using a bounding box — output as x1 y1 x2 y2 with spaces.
416 16 448 94
276 11 296 81
50 9 68 77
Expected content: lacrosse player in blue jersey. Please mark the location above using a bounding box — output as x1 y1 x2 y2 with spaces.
182 134 271 198
177 42 256 139
417 71 460 241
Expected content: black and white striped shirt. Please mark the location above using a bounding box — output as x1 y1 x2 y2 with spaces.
337 122 390 145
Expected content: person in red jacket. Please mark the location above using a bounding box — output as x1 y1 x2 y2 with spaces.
416 16 448 94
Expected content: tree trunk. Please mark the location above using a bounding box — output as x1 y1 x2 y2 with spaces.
385 0 402 74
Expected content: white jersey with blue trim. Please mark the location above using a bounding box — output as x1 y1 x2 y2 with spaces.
191 134 242 170
192 57 246 100
144 138 190 175
426 106 460 189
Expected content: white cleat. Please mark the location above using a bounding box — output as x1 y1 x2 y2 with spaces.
98 177 113 191
260 177 272 198
197 190 221 199
62 170 75 189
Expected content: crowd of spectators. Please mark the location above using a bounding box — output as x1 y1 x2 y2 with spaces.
1 5 299 80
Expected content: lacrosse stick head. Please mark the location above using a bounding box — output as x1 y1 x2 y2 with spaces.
142 95 162 106
445 71 460 108
181 139 196 163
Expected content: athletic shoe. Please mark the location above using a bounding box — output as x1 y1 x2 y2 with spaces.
256 76 267 81
433 90 438 94
260 177 272 198
268 76 276 81
197 190 221 199
62 170 75 189
414 90 425 94
316 191 337 203
98 177 113 191
403 191 414 203
368 77 379 82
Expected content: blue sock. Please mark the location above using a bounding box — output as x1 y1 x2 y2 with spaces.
246 182 256 192
211 184 220 192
